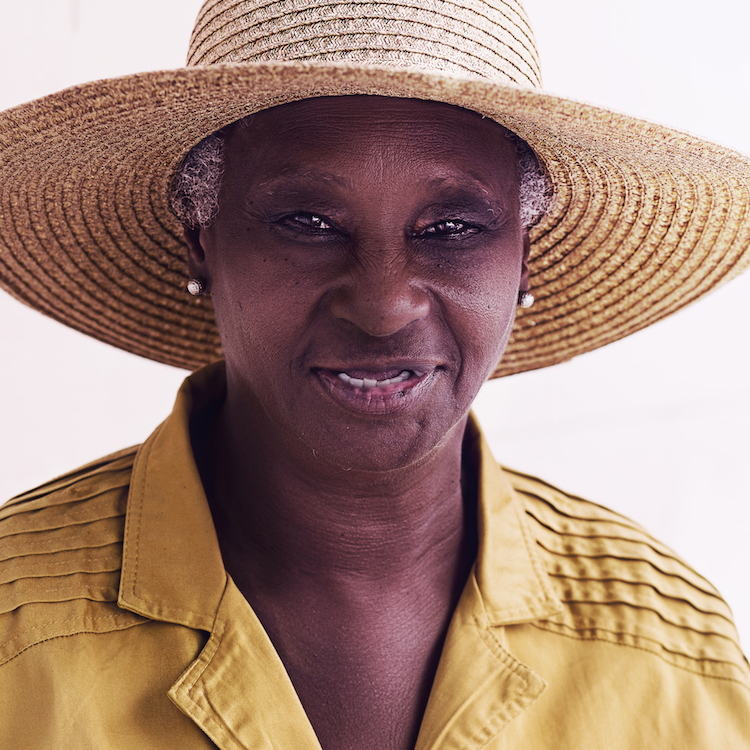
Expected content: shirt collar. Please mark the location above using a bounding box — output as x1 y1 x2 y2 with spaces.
118 361 228 631
118 363 561 630
464 416 563 625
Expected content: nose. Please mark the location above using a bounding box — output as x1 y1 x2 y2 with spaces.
329 257 430 337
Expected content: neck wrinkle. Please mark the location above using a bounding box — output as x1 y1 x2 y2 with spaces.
200 384 474 589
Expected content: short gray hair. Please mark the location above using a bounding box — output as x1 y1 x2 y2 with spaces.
171 126 552 230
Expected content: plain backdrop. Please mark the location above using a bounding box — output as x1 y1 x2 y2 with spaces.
1 0 749 650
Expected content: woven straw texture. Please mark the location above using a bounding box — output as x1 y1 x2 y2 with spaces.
1 0 749 377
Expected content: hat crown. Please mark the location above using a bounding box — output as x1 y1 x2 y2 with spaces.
187 0 542 88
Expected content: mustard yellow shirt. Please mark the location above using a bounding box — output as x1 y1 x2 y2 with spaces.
1 363 748 749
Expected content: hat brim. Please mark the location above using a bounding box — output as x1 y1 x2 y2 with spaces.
1 61 749 376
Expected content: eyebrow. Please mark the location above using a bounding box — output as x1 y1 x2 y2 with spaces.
423 174 501 196
421 177 511 212
253 169 353 192
247 170 510 217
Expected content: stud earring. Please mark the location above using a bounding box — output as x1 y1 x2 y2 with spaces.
187 278 205 296
518 291 534 308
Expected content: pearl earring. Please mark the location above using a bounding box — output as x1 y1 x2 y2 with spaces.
517 291 534 308
187 278 205 296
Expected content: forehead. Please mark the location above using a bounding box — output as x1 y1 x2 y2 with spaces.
222 96 519 190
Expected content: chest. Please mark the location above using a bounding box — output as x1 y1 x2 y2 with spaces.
241 586 455 750
287 658 430 750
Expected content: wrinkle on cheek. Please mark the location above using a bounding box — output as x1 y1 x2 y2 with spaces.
434 276 514 316
443 276 518 376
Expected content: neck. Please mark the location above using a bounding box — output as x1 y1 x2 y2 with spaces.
194 381 479 750
197 385 477 592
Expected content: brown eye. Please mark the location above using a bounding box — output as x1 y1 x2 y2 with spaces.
419 220 480 237
282 213 334 232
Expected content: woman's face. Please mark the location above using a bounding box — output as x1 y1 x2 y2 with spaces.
192 96 527 471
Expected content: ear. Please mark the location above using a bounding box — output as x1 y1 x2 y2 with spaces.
183 225 210 283
519 230 531 291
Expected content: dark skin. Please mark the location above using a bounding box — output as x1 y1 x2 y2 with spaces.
185 96 530 750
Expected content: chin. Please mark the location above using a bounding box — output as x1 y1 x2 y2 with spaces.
296 410 468 476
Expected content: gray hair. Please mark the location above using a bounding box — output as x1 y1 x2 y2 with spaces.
509 134 553 228
171 127 552 230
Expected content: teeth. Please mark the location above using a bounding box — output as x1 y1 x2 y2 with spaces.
337 370 413 388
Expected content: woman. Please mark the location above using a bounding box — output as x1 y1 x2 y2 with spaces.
0 0 748 747
2 2 749 622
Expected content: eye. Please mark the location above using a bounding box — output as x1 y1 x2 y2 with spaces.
417 220 481 238
278 212 335 233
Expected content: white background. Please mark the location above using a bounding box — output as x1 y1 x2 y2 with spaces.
1 1 748 649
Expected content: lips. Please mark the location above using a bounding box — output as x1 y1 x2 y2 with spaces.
315 365 437 414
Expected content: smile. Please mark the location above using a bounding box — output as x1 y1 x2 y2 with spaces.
336 369 424 389
315 366 436 414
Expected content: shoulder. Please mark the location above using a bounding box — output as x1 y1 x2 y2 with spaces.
0 448 147 667
504 466 750 687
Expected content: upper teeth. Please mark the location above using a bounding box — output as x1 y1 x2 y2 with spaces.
337 370 414 388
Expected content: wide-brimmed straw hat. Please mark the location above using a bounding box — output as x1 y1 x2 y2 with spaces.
1 0 749 377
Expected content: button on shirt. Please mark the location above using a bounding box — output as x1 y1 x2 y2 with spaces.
1 362 748 749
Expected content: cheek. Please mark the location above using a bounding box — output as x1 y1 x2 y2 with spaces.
461 300 517 388
434 252 521 369
208 251 318 372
